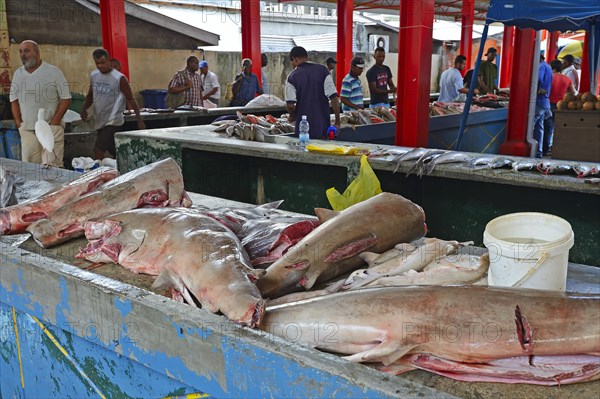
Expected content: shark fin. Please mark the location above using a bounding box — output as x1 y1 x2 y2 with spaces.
343 342 418 366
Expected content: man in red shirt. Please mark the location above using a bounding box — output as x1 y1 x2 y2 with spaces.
545 59 576 156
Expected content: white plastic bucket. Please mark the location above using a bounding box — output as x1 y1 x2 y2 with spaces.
483 212 574 291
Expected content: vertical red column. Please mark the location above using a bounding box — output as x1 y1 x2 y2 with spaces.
336 0 354 90
99 0 129 78
579 32 590 93
499 26 514 88
500 28 536 156
459 0 474 77
546 31 560 61
395 0 434 148
241 0 262 86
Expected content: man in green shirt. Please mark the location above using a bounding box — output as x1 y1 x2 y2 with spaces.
478 48 506 95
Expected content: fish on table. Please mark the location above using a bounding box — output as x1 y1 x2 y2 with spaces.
0 166 119 235
260 285 600 385
77 208 265 327
256 192 426 298
27 158 191 248
0 165 18 208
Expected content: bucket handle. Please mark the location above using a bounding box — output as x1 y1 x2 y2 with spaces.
511 251 549 288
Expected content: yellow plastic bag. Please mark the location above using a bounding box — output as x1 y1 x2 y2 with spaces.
306 143 370 156
326 155 382 211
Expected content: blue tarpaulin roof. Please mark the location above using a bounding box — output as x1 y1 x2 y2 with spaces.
486 0 600 32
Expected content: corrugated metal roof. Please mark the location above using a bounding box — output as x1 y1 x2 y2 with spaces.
261 35 296 52
293 33 358 52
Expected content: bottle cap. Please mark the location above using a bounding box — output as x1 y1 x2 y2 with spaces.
302 115 307 120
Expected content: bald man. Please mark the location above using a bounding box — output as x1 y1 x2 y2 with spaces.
10 40 71 167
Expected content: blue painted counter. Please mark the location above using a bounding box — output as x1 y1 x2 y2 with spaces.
336 108 508 154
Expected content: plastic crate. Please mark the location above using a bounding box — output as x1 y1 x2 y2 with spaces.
140 89 167 109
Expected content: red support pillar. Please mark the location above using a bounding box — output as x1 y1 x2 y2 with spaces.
395 0 434 148
499 26 514 88
459 0 474 77
546 31 560 61
500 28 536 157
99 0 129 78
241 0 262 86
336 0 354 90
580 32 590 93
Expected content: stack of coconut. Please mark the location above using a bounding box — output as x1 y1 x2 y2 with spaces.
557 91 600 111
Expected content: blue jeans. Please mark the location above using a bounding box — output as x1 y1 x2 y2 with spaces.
533 105 552 158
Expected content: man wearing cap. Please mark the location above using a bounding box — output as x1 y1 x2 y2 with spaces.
199 60 220 108
326 56 337 81
438 55 476 102
561 54 579 94
231 58 263 107
168 56 204 107
478 48 503 95
366 47 396 108
340 56 366 111
285 46 341 138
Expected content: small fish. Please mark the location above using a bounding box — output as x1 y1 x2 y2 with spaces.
536 161 573 175
573 164 594 178
424 152 470 175
467 156 494 168
368 148 409 158
489 156 515 169
512 160 537 172
393 148 429 173
406 150 447 178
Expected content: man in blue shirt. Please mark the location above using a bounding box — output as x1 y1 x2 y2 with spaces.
533 53 553 158
285 46 341 138
340 56 366 111
438 55 477 102
231 58 263 106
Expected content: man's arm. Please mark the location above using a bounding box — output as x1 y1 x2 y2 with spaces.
50 98 71 126
11 101 22 129
231 74 243 97
256 75 264 95
387 76 396 93
120 76 146 130
284 79 296 123
168 72 191 94
81 84 94 121
331 96 341 130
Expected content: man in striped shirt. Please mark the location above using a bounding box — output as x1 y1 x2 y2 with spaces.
168 56 204 107
340 56 366 111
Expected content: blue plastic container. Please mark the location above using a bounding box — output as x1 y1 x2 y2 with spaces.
4 129 22 160
0 132 6 158
140 89 167 109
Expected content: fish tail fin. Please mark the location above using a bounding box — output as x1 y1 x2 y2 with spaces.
359 251 379 266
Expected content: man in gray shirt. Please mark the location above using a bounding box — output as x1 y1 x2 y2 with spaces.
10 40 71 167
81 49 145 159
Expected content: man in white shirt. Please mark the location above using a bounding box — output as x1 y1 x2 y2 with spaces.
561 54 579 94
10 40 71 167
573 57 582 84
199 61 221 108
438 55 477 102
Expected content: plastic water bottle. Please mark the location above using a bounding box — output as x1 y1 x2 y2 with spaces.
298 115 310 151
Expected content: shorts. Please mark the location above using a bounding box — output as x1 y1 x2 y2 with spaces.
95 125 121 156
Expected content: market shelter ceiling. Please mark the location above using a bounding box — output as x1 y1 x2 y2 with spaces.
278 1 491 21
